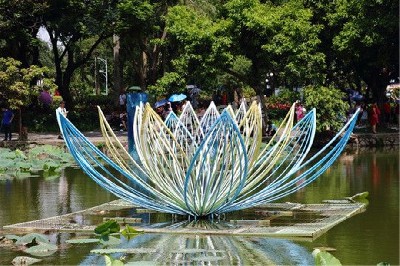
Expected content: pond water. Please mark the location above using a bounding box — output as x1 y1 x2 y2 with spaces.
0 147 398 265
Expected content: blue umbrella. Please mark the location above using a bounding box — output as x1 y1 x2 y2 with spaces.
169 93 187 102
154 99 168 108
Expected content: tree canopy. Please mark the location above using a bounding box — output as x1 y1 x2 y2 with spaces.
0 0 397 109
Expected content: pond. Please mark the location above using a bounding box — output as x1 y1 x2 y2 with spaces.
0 147 398 265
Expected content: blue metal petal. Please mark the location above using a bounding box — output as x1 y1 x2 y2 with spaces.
183 110 248 217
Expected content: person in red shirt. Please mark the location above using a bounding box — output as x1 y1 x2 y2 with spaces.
382 101 391 126
369 103 381 134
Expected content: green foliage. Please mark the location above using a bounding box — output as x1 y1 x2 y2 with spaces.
5 233 58 257
121 225 143 240
66 238 100 244
148 72 186 97
2 0 396 114
241 86 256 99
313 249 342 266
95 220 121 239
303 86 349 132
0 57 55 110
24 93 109 132
268 88 300 105
0 145 75 180
24 241 58 257
11 256 42 265
104 255 125 266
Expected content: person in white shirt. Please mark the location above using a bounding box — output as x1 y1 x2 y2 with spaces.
119 90 127 111
56 101 68 139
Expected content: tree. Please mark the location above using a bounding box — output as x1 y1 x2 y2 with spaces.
303 85 349 132
318 0 399 101
115 0 173 91
0 57 56 137
42 0 118 108
0 0 48 66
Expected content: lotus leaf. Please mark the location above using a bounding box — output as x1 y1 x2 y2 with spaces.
11 171 35 179
95 220 120 237
351 191 369 201
104 255 125 266
16 162 32 171
0 148 17 159
0 145 75 179
11 256 42 265
121 225 143 239
65 238 100 244
14 149 27 159
312 249 342 266
91 248 158 254
0 159 15 170
42 161 60 172
15 233 50 245
100 235 121 246
5 234 20 241
23 242 58 257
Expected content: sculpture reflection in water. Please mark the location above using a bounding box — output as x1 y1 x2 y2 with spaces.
80 232 314 265
57 96 359 218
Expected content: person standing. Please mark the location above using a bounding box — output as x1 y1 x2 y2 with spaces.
119 90 127 112
382 100 391 126
56 101 68 139
369 102 381 134
295 102 306 122
1 107 14 141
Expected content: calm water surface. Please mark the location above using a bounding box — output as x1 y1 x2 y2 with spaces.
0 147 398 265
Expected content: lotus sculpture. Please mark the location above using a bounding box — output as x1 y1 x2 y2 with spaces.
57 100 359 218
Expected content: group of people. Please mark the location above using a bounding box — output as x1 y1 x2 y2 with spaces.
348 101 400 134
106 111 127 131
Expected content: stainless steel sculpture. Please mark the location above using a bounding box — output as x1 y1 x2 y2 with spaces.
57 100 359 218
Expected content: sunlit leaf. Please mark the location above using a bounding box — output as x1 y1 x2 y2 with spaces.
11 256 42 265
23 242 58 257
313 249 342 266
95 220 120 236
91 248 158 254
100 235 121 246
5 234 20 242
121 225 143 240
14 233 50 245
104 255 125 266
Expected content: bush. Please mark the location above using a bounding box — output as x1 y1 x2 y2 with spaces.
23 94 116 132
264 88 298 121
303 85 349 132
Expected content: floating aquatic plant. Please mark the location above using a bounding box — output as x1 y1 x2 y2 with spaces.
0 145 75 180
57 101 359 218
4 233 58 257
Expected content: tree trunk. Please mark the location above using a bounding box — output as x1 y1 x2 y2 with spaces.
113 34 122 104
